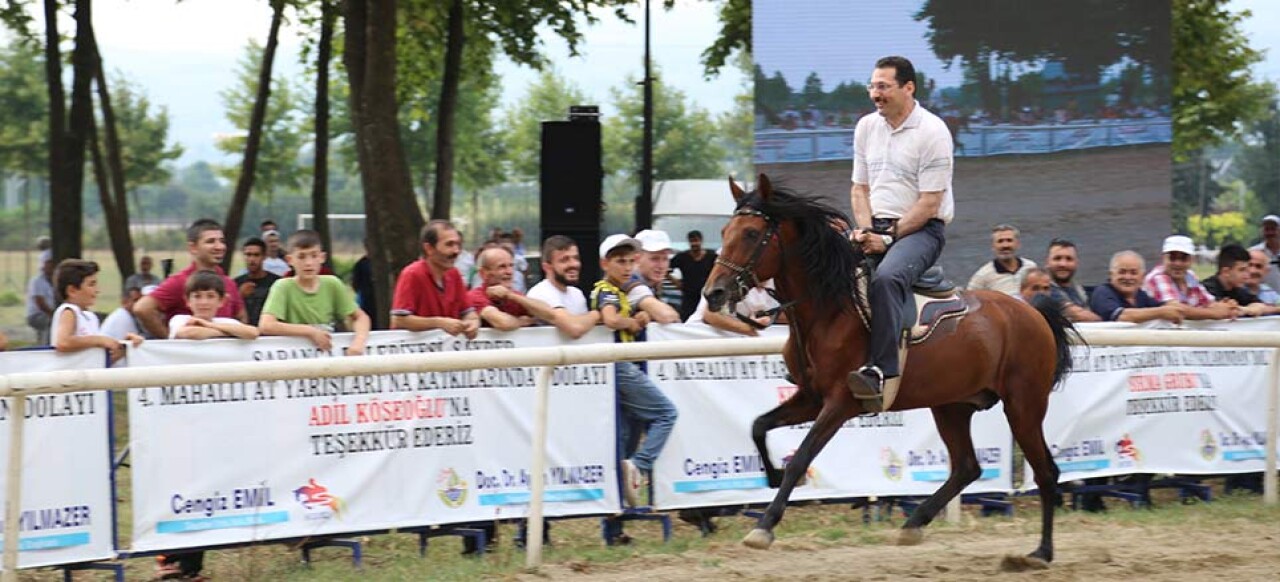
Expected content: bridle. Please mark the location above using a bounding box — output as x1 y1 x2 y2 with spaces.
713 206 802 332
714 207 779 298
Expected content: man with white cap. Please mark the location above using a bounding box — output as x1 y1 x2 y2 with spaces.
1250 214 1280 292
1142 235 1237 320
631 229 682 321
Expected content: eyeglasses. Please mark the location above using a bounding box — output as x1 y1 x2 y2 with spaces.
866 82 898 93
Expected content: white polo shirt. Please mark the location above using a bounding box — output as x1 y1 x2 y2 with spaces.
851 101 954 224
526 279 589 317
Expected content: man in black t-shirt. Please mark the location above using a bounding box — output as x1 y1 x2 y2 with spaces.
1203 243 1280 317
670 230 718 321
234 237 281 325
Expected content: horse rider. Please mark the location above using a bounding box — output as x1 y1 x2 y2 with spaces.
847 55 955 408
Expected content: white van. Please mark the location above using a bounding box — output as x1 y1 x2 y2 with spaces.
651 179 741 252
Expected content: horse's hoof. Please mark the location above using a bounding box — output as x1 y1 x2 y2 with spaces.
897 527 924 546
742 528 775 550
999 554 1050 572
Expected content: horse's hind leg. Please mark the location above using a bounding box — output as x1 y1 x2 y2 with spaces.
1003 396 1059 565
744 402 845 550
898 403 981 545
753 387 822 488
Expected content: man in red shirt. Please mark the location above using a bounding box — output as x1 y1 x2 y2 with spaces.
467 245 538 330
391 220 480 338
133 218 247 337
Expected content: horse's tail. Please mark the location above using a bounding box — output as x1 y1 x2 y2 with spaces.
1030 294 1083 389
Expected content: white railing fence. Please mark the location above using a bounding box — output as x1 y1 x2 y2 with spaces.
0 328 1277 577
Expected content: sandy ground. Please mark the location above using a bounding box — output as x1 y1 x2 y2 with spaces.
758 144 1172 287
524 511 1280 581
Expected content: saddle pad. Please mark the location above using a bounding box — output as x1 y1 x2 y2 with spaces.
908 293 968 345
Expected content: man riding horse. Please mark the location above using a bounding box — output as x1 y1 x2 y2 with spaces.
847 55 954 410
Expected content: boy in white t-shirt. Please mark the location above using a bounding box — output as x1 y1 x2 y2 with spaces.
51 259 142 363
169 271 261 340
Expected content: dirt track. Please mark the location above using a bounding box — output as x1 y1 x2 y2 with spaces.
758 145 1172 286
526 507 1280 581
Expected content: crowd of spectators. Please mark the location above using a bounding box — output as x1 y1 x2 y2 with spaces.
966 216 1280 325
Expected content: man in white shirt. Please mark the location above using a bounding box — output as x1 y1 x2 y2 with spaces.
967 224 1037 296
847 55 953 410
1250 214 1280 292
521 235 601 338
26 254 56 345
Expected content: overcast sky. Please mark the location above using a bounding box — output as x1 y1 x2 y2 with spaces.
11 0 740 165
1233 0 1280 81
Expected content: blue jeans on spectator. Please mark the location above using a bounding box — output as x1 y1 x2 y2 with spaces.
614 361 677 473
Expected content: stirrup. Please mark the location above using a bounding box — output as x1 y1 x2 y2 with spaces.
848 365 886 413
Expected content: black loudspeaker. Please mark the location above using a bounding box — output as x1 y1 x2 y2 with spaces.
540 117 603 287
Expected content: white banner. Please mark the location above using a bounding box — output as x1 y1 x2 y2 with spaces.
126 329 617 552
0 349 113 569
1037 341 1275 484
646 325 1012 510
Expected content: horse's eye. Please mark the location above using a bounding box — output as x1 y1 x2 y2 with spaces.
744 229 760 241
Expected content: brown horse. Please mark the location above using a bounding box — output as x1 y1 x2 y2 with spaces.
703 175 1076 568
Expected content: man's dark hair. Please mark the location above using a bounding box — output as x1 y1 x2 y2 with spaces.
1048 237 1076 251
875 55 917 88
53 259 99 303
420 219 456 246
185 270 226 297
541 235 577 263
687 230 703 240
1218 243 1250 271
186 218 223 244
287 229 323 251
243 237 267 252
260 219 277 229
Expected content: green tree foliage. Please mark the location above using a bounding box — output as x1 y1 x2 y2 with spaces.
753 65 792 125
699 0 749 77
0 39 46 177
109 74 182 192
604 68 726 181
1172 0 1269 160
1233 97 1280 213
217 40 306 208
500 69 590 182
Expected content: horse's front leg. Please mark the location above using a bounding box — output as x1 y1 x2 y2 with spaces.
752 386 822 487
744 401 846 550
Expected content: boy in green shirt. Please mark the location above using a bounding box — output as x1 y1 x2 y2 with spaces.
259 230 371 355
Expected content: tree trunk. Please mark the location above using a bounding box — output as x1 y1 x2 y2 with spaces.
222 0 286 269
344 0 425 329
43 0 67 261
312 0 335 264
431 0 465 220
88 116 134 283
94 52 136 280
59 0 96 262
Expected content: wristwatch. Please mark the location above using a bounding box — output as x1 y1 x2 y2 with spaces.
879 234 894 247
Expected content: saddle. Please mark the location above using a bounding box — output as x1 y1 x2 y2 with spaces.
853 265 971 413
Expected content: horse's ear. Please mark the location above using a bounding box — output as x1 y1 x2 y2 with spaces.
757 173 774 201
729 176 746 202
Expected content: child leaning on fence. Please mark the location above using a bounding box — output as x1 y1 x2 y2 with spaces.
258 229 371 355
169 271 260 340
50 259 143 364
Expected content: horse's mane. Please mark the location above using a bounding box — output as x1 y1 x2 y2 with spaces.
739 184 864 312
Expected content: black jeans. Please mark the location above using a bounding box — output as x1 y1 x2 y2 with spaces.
867 219 945 377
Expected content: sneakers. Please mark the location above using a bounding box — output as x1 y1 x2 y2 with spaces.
621 459 645 507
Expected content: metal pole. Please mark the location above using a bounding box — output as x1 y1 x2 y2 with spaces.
636 0 654 231
3 395 26 579
1266 349 1279 505
525 366 554 570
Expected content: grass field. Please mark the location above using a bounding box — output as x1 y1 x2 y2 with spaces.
17 468 1280 580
